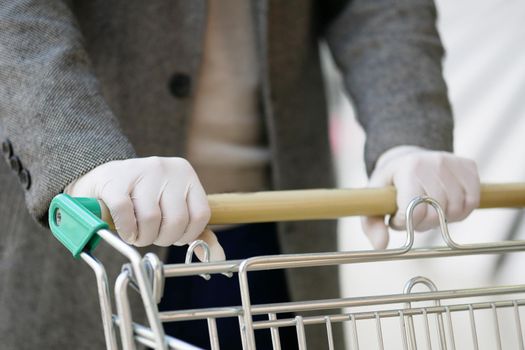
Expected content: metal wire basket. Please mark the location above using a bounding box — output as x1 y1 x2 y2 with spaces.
48 183 525 349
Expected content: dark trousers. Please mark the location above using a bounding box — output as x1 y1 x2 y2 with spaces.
159 223 298 349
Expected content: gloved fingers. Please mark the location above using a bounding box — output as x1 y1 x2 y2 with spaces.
449 157 481 219
97 199 112 225
436 164 466 222
174 181 211 246
66 160 125 196
130 178 163 247
193 228 225 262
361 216 389 249
390 170 427 231
99 185 138 244
63 170 97 198
415 171 447 232
155 180 190 246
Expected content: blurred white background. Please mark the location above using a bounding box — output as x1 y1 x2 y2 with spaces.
325 0 525 348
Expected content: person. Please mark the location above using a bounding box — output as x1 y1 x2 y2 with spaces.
0 0 479 349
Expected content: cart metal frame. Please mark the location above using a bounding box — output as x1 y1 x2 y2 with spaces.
48 185 525 350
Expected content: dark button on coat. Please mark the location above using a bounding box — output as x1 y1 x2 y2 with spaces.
19 168 31 189
2 139 12 158
169 73 191 98
9 155 22 173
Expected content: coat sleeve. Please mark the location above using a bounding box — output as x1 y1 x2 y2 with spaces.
0 0 136 225
323 0 454 174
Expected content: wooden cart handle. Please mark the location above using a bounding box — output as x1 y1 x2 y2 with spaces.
207 183 525 225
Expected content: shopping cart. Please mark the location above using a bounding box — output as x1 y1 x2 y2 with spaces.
48 183 525 350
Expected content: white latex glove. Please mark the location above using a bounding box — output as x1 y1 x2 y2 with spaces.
65 156 224 261
361 146 480 249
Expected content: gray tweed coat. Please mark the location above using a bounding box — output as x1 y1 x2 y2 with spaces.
0 0 452 349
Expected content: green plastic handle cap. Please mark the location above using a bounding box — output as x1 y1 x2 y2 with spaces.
49 194 108 258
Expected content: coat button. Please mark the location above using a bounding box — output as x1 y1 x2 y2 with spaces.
9 156 22 173
2 139 13 158
19 169 31 190
168 73 191 98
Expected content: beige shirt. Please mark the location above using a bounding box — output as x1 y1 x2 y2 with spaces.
187 0 270 194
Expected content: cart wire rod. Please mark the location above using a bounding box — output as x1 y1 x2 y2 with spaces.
491 303 503 350
250 299 525 329
399 310 410 350
325 315 336 350
445 306 456 350
80 252 119 350
158 285 525 323
162 244 525 278
268 313 282 350
374 313 385 350
247 284 525 315
114 268 136 350
421 309 433 350
159 307 242 322
112 317 200 350
469 304 480 350
207 318 220 350
514 300 525 349
295 316 307 350
350 313 360 350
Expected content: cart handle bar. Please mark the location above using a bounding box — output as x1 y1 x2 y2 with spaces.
206 183 525 225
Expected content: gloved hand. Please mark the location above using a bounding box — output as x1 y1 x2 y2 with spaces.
362 146 480 249
65 156 224 261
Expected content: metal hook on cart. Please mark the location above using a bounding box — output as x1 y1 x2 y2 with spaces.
185 240 233 280
406 196 525 251
403 276 447 350
143 253 165 303
405 196 450 246
121 253 165 304
186 240 211 280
